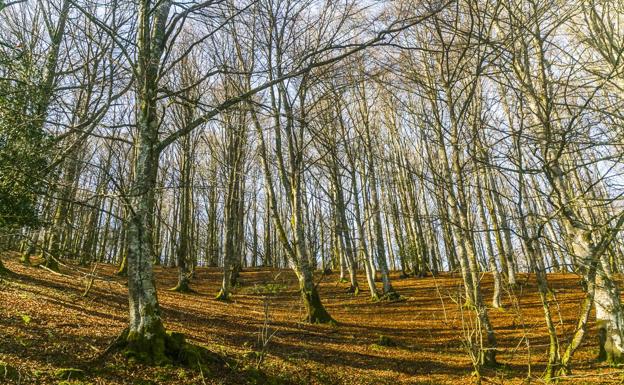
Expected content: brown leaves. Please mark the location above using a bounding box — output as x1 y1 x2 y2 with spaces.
0 256 616 384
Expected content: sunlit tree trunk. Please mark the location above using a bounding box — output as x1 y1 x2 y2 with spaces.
123 0 172 360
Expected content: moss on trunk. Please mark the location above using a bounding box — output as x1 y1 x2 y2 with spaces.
124 322 169 365
215 288 230 301
543 361 560 384
20 246 33 265
347 284 359 296
44 256 60 273
116 254 127 277
0 259 9 275
230 263 241 287
302 286 334 324
170 277 192 293
598 321 624 365
119 327 221 368
379 289 402 302
20 253 31 266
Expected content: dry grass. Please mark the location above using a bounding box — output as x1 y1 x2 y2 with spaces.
0 253 622 384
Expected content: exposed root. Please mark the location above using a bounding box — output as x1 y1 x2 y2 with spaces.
170 281 194 293
346 285 359 296
302 286 336 324
20 253 32 266
215 289 231 301
378 291 404 302
43 255 61 273
96 327 224 369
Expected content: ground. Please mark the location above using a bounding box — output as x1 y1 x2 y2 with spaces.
0 253 622 385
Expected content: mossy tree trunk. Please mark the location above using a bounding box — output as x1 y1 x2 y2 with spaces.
292 186 334 323
125 112 168 360
36 0 71 272
21 234 38 265
251 80 334 323
0 258 9 275
298 268 333 323
116 252 128 277
217 95 246 300
123 0 172 361
205 158 220 268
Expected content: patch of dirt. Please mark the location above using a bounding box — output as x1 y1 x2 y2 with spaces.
0 254 620 384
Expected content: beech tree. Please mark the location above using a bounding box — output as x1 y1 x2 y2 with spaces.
7 0 624 380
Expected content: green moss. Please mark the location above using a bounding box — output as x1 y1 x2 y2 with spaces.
369 344 386 351
0 361 18 380
54 368 85 380
301 287 335 324
170 278 193 293
379 291 403 302
165 331 185 352
20 314 32 325
176 368 188 380
122 327 222 369
124 325 169 366
44 257 61 273
215 289 230 301
116 255 127 277
377 335 397 347
20 251 32 265
174 338 222 369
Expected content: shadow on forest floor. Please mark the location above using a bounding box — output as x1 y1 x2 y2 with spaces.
0 254 617 384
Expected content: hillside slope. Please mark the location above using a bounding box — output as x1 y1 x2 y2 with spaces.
0 254 617 384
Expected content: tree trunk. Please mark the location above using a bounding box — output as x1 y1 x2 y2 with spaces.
123 0 172 361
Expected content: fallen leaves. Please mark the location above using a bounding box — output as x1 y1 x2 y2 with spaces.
0 255 620 384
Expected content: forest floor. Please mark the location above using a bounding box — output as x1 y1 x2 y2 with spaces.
1 253 622 385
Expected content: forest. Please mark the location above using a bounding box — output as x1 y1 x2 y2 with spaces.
1 0 624 384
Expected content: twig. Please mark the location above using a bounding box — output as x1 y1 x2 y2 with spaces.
82 262 98 297
39 264 70 277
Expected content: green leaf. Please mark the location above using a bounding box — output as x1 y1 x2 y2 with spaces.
20 314 31 325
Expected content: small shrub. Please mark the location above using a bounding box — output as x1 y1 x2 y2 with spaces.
20 314 31 325
377 335 397 347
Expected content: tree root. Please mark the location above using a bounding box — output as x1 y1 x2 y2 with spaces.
170 282 194 293
346 285 359 296
215 289 231 301
94 327 224 369
378 291 404 302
